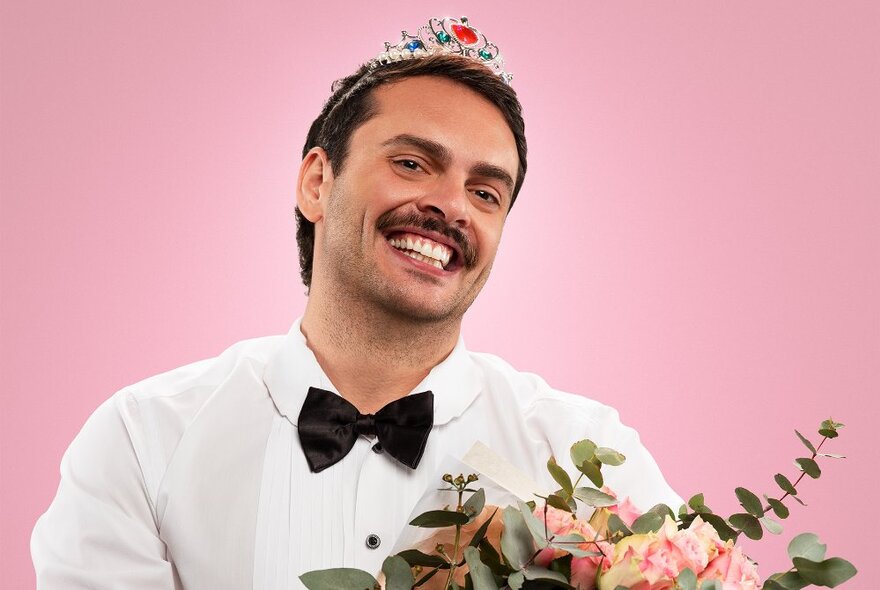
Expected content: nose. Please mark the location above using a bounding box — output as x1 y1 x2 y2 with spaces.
414 177 470 227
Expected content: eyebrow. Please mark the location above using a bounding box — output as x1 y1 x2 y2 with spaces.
381 133 515 196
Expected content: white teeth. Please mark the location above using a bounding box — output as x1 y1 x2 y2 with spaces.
388 234 453 269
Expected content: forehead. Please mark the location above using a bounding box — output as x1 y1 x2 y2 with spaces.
352 76 519 175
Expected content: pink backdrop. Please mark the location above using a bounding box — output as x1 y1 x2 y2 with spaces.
2 1 878 587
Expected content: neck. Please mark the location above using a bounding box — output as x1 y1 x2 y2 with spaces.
300 285 461 415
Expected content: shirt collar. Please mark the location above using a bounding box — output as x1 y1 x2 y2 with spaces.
262 317 481 426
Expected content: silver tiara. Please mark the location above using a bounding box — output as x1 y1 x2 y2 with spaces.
370 16 512 85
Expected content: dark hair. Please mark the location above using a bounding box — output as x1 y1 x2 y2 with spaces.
296 54 528 289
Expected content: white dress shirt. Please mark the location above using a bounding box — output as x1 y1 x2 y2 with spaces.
32 319 681 589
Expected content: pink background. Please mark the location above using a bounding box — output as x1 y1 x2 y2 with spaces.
2 1 878 587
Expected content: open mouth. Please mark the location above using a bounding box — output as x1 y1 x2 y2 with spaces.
384 231 460 271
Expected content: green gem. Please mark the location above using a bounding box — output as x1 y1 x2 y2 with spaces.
437 31 451 43
478 49 491 60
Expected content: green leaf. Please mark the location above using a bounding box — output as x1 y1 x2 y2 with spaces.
409 510 470 528
382 556 414 590
397 549 447 568
700 580 723 590
735 487 765 517
595 447 626 466
546 494 573 513
767 497 790 519
577 460 604 488
775 473 798 495
729 513 763 540
791 495 807 506
677 568 697 590
698 513 737 542
818 428 839 438
518 501 550 549
476 538 506 576
467 508 498 548
522 565 571 585
765 571 809 590
500 506 534 570
820 418 844 430
570 440 597 471
788 532 827 562
795 458 821 479
463 488 486 522
299 569 379 590
631 511 665 534
572 487 618 507
507 571 524 590
795 430 817 454
793 557 857 587
463 547 499 590
607 513 632 537
760 515 783 535
817 453 846 459
687 493 705 511
547 457 574 494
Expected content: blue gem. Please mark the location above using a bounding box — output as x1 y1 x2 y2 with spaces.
406 40 423 52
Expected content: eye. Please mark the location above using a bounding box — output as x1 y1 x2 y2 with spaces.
394 159 423 172
472 189 500 205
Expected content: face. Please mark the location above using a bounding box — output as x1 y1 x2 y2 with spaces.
308 75 520 324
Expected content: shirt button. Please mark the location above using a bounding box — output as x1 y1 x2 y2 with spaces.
372 443 383 454
365 533 381 549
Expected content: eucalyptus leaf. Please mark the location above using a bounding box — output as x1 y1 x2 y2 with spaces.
467 508 498 548
818 428 839 438
765 571 809 590
522 565 571 585
463 547 499 590
595 446 626 466
463 488 486 522
774 473 798 495
688 493 705 511
382 556 415 590
794 430 817 454
410 510 470 528
501 506 534 570
570 440 597 471
760 515 783 535
795 458 821 479
677 568 697 590
507 571 524 590
518 501 550 548
729 513 763 540
792 495 807 506
299 569 379 590
767 498 790 519
792 557 857 587
817 453 846 459
607 513 632 537
577 460 604 488
699 581 723 590
547 457 574 494
735 487 765 517
572 487 618 507
477 538 505 575
397 549 447 568
788 532 827 562
630 511 665 534
547 493 573 513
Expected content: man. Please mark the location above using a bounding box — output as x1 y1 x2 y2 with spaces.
32 17 679 589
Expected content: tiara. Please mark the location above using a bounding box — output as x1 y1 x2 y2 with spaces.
370 16 512 85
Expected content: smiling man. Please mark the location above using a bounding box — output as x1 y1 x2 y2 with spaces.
32 17 679 590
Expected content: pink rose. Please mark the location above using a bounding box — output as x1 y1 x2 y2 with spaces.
533 506 612 590
698 543 761 590
597 517 713 590
601 486 643 528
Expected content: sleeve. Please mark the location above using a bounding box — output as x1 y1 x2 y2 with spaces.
31 393 179 589
525 392 684 513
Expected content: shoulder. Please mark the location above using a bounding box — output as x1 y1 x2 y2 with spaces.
468 350 618 423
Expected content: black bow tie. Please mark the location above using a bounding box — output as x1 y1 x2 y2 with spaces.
296 387 434 473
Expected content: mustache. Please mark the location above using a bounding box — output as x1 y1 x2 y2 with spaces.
376 211 477 269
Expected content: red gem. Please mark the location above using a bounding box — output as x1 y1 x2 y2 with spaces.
451 24 478 45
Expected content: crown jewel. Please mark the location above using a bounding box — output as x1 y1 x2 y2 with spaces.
371 16 512 84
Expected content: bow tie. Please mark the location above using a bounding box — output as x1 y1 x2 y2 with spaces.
297 387 434 473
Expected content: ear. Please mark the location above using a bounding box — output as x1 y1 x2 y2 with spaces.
296 147 334 223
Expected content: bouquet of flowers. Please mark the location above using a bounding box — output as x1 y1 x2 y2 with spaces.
300 419 856 590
